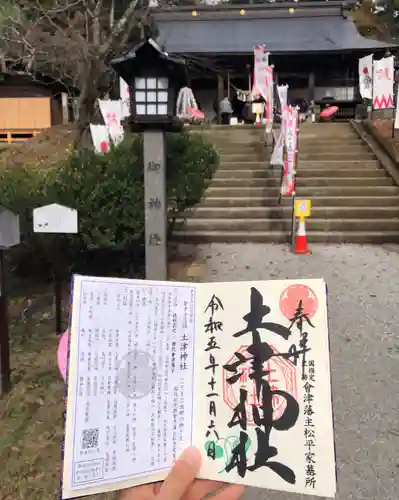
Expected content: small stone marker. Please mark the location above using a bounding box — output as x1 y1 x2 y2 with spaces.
0 206 20 395
33 204 78 334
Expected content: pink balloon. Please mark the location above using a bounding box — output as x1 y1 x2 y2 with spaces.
320 105 339 117
57 329 70 382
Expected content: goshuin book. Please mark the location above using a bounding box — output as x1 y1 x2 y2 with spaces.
62 276 336 499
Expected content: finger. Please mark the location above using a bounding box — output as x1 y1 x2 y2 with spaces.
157 447 201 500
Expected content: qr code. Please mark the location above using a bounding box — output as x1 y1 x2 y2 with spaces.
81 428 99 450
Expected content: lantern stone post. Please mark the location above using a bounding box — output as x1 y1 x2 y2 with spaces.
111 38 185 281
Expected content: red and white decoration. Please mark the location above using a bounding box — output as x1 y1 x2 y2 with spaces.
98 99 124 145
253 45 269 98
280 106 299 197
253 46 274 131
372 56 394 109
120 77 131 118
89 124 110 154
358 54 373 100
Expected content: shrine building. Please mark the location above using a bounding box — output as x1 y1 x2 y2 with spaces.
151 1 396 122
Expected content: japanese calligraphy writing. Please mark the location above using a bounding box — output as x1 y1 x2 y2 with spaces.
223 287 302 484
148 197 162 209
204 294 224 459
304 360 316 489
149 233 161 246
288 300 314 380
148 161 161 171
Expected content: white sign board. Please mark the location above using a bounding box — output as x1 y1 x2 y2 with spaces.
33 204 78 234
0 207 20 249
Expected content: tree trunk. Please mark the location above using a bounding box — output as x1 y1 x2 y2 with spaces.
74 61 102 148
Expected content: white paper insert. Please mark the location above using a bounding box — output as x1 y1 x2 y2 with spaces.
63 277 196 496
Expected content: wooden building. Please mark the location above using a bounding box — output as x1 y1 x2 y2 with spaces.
0 72 68 142
152 1 396 121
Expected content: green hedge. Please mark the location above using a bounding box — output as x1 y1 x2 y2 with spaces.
0 130 218 279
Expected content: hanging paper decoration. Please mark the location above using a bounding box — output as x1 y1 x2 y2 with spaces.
358 54 373 100
372 56 394 109
120 77 131 118
176 87 205 122
90 124 110 154
98 100 125 145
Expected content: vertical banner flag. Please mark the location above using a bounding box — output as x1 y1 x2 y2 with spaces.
270 85 288 166
395 83 399 130
280 106 299 197
253 45 269 98
98 99 124 145
90 124 111 154
373 56 394 109
120 77 131 118
264 66 274 133
358 54 373 100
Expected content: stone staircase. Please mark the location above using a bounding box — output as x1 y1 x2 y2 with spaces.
174 123 399 243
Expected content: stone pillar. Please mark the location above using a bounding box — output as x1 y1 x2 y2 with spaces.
143 131 167 281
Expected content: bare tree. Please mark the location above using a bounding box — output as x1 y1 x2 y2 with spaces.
0 0 153 137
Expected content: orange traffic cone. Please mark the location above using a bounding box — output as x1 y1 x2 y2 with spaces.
293 217 310 254
255 113 261 126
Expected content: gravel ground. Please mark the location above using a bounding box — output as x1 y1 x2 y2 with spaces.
185 243 399 500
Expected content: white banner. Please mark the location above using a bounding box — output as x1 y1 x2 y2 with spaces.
280 106 298 197
395 84 399 129
120 78 130 118
253 45 269 97
373 56 394 109
270 85 288 166
264 67 274 133
108 124 125 146
98 100 124 145
358 54 373 100
90 124 110 154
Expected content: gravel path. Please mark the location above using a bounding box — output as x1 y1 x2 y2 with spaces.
191 243 399 500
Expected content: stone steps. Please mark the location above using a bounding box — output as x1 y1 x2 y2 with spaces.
178 123 399 244
218 160 381 169
187 206 399 219
180 218 399 232
202 195 399 207
211 177 394 187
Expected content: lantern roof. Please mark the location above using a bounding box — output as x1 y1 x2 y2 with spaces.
111 37 186 83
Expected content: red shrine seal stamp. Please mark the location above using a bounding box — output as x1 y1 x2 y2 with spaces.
279 284 318 320
222 345 298 426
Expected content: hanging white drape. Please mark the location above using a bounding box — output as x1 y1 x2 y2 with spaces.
270 85 288 166
98 99 124 145
119 78 131 118
90 124 111 154
372 56 394 109
358 54 373 100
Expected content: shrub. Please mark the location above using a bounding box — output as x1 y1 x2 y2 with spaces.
0 130 218 279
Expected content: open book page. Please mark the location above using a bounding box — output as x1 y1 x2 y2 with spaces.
62 276 198 499
193 279 336 498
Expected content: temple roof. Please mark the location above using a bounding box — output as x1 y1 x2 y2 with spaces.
154 2 395 55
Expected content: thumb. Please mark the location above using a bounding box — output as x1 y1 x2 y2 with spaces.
157 447 201 500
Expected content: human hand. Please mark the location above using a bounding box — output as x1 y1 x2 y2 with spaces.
119 447 245 500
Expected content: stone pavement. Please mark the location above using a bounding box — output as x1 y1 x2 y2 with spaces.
181 243 399 500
